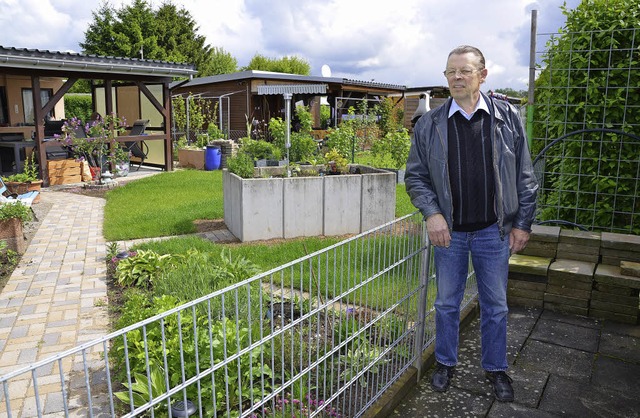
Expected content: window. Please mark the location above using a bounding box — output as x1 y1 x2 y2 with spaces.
22 88 53 124
0 87 8 126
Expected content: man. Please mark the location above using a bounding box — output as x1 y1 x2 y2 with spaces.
404 45 538 402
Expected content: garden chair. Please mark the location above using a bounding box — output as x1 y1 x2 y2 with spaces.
1 177 39 207
122 119 149 171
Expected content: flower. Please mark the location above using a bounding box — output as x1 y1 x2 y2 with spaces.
59 114 129 169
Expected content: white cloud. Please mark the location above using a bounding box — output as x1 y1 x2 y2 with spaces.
0 0 581 91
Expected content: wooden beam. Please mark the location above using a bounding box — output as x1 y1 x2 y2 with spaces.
104 79 113 116
30 76 48 185
134 81 165 116
42 78 78 117
163 82 172 171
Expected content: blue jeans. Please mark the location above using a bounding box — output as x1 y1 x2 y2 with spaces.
433 223 510 371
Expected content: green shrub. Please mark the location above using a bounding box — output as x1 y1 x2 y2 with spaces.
207 122 226 140
115 250 182 288
152 249 260 305
370 128 411 169
226 153 255 178
269 107 319 163
0 202 32 224
239 138 282 161
324 125 356 159
324 148 348 173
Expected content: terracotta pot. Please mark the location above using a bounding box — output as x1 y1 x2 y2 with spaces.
0 218 26 254
4 180 43 204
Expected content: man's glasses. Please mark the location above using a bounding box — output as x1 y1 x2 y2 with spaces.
443 68 481 78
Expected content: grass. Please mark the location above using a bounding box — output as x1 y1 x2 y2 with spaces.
103 169 224 240
131 235 344 273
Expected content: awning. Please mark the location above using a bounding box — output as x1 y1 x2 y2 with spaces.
257 84 327 95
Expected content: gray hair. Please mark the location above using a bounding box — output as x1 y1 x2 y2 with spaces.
448 45 486 69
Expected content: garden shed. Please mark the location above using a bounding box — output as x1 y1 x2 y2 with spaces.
0 45 197 185
171 70 407 141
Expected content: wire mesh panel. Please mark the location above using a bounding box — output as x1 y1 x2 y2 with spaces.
0 213 479 418
531 24 640 233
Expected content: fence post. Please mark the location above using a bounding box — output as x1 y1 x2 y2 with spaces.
412 221 431 381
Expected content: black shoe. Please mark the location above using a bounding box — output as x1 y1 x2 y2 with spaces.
430 362 455 392
486 371 514 402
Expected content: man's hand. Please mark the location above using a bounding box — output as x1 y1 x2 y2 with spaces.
426 214 451 248
509 228 530 254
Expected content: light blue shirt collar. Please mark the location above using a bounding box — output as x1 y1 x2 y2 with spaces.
448 95 490 120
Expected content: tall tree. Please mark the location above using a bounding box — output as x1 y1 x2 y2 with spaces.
80 0 235 77
243 54 311 75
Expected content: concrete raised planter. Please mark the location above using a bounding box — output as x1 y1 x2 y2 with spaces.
223 165 396 242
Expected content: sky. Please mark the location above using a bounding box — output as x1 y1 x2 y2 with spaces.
0 0 582 92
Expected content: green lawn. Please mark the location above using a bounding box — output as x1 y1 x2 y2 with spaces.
103 169 417 241
103 170 224 241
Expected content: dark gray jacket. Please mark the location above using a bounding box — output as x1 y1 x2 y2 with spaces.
405 93 538 236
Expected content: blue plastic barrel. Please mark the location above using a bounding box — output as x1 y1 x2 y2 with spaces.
205 145 221 170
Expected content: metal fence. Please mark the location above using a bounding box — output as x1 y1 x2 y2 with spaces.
1 212 478 418
531 24 640 233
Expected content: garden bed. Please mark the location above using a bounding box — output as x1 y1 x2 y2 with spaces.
223 164 396 242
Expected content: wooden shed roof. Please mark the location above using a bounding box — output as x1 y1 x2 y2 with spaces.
174 70 406 93
0 46 197 80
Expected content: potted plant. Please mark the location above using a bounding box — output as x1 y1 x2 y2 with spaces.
0 201 32 254
2 154 43 203
59 114 127 183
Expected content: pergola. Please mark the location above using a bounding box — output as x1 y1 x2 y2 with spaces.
0 46 197 185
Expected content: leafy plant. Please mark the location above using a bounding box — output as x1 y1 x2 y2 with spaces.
226 153 255 178
114 365 167 415
0 202 33 224
112 293 273 417
115 249 181 288
338 336 388 385
207 121 226 140
151 249 260 310
324 148 348 174
2 154 39 182
239 138 282 161
269 107 319 163
370 128 411 170
323 125 355 160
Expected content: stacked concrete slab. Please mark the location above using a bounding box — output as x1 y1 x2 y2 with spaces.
520 224 560 259
208 139 238 169
507 254 552 307
600 232 640 265
590 233 640 324
507 227 640 324
507 225 558 307
556 229 601 263
543 230 600 315
545 259 595 316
